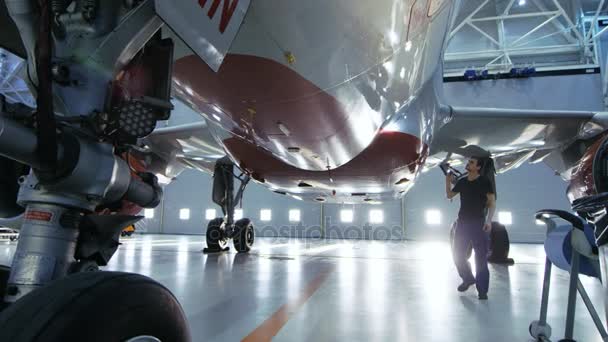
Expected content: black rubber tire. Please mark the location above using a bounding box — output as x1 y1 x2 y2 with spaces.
206 218 227 250
0 265 9 301
233 218 254 253
0 271 191 342
69 260 99 273
488 222 510 262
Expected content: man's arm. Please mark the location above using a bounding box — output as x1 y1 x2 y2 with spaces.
484 193 496 231
446 173 458 199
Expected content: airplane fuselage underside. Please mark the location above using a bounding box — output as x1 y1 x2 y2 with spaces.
169 0 454 202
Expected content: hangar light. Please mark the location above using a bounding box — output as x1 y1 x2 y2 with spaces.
425 209 441 225
289 209 301 222
205 209 216 220
179 208 190 220
144 209 155 219
260 209 272 222
340 209 354 223
369 210 384 224
499 211 513 225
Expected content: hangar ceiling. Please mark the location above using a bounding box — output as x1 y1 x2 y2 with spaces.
1 1 608 108
445 0 608 75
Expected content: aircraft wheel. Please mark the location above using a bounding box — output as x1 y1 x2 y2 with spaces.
233 218 254 253
0 272 191 342
0 265 9 297
489 222 511 263
206 218 227 251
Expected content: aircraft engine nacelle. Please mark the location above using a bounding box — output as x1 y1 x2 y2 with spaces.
567 134 608 203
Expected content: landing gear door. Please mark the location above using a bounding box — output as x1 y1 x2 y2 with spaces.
155 0 251 72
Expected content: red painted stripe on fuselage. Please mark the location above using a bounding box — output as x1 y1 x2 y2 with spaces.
223 130 427 191
173 54 391 171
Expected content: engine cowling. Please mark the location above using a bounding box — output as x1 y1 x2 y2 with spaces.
567 134 608 203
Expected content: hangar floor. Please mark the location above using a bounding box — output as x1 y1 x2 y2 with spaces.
0 235 605 342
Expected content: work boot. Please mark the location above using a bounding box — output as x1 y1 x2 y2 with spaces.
478 293 488 300
457 280 475 292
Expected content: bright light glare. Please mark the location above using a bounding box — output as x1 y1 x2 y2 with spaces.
499 211 513 225
289 209 301 222
340 209 354 223
426 209 441 225
205 209 216 220
179 208 190 220
369 209 384 224
260 209 272 222
144 209 154 219
388 31 398 45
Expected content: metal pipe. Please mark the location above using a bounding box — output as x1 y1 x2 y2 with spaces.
449 0 491 39
0 116 41 169
599 245 608 331
470 11 561 22
577 279 608 339
509 13 561 47
539 258 552 324
551 0 585 42
0 116 66 171
468 22 500 46
585 0 606 42
5 0 40 85
565 250 580 339
124 178 161 208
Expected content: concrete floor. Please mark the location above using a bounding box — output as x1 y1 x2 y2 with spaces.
0 235 606 341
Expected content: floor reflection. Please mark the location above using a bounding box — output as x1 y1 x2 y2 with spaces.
0 235 605 342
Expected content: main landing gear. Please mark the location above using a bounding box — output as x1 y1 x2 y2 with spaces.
204 157 255 254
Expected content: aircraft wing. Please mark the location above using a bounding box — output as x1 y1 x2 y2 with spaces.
429 106 608 173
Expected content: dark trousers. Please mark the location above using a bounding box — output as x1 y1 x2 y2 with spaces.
453 219 489 294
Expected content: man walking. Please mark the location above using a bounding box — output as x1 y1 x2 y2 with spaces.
445 157 496 300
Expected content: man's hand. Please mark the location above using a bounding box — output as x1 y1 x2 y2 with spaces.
483 222 492 232
445 173 457 199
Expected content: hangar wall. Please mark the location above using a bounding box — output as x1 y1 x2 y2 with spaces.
141 73 604 243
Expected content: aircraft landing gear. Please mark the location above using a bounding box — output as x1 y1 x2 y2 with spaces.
204 157 254 254
0 1 191 340
205 218 229 252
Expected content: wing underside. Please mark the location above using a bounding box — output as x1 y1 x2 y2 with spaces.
429 106 605 174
